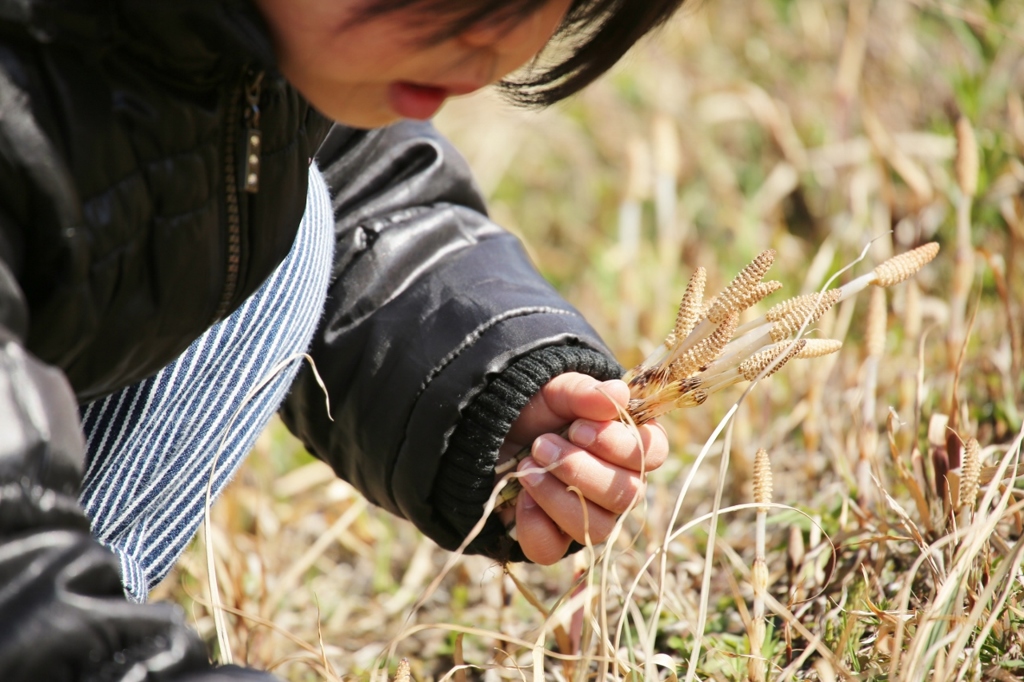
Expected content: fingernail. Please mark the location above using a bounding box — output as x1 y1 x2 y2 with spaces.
569 421 597 447
519 490 537 510
533 437 561 466
519 457 546 487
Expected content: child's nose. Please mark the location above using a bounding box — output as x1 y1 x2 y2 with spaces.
459 20 515 50
462 23 509 50
459 11 544 53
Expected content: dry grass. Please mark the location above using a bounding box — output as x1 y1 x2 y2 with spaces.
160 1 1024 679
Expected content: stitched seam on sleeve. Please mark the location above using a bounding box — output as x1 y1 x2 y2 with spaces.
416 306 576 397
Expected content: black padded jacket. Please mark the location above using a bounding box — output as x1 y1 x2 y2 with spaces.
0 0 620 679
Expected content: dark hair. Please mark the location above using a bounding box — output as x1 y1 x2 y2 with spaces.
356 0 689 106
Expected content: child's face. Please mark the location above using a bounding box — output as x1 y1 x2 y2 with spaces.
254 0 573 128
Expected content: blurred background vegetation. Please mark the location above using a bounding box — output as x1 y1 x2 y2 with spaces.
163 1 1024 679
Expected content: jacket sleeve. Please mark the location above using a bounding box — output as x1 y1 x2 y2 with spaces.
0 69 281 682
279 121 622 561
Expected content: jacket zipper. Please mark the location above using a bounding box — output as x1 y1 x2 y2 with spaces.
214 69 263 321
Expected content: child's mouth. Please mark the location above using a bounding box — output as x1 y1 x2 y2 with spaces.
387 82 450 120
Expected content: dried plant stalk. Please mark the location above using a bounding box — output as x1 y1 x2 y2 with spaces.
703 249 777 324
712 280 784 325
617 138 650 350
797 339 844 359
955 116 979 199
865 287 887 359
869 243 940 289
858 286 887 511
739 340 806 382
959 437 981 512
749 447 772 682
1011 93 1024 148
496 244 938 511
949 116 977 370
664 313 740 385
653 113 682 250
664 267 706 347
765 289 842 339
753 448 773 511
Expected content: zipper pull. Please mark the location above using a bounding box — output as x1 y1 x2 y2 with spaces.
243 71 264 193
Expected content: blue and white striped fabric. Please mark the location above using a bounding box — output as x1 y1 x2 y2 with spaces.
78 164 336 603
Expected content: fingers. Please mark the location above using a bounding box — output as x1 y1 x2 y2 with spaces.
504 418 670 564
507 374 629 445
500 372 672 564
530 435 643 514
514 490 572 565
540 374 629 421
566 419 668 473
515 453 633 545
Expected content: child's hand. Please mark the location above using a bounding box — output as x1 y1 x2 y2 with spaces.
497 372 668 564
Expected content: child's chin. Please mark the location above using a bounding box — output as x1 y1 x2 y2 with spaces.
308 97 403 130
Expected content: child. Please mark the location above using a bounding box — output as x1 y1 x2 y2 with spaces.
0 0 682 679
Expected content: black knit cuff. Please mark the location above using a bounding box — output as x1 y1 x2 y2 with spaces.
430 343 622 562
